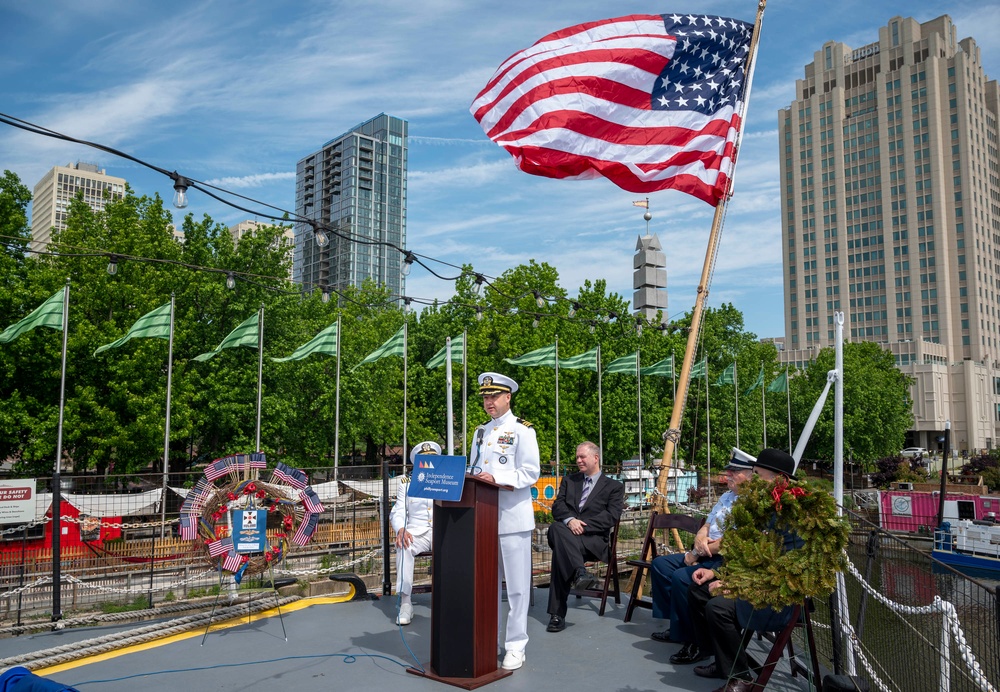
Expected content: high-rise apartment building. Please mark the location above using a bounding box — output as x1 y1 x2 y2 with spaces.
229 220 295 277
293 114 408 297
779 15 1000 451
31 162 126 253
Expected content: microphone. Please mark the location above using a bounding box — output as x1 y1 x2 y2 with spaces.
470 428 485 475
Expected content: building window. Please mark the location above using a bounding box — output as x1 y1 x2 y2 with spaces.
891 22 899 47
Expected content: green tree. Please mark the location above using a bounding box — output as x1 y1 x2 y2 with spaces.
790 341 913 463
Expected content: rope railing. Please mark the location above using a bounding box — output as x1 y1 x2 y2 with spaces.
843 555 997 692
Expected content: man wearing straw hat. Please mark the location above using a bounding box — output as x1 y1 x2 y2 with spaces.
471 372 540 671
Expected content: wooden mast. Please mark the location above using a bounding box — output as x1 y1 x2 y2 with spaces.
653 0 769 541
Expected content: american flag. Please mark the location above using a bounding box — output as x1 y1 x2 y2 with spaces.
299 488 324 514
222 551 246 572
273 462 307 490
471 13 753 205
292 512 319 546
179 478 213 514
249 451 268 469
179 514 198 540
207 537 233 558
204 456 235 481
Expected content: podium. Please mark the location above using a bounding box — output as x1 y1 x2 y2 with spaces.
407 474 513 689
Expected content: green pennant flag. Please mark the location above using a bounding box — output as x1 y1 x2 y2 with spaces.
193 312 260 362
714 362 735 386
559 346 598 371
94 302 171 355
767 369 788 393
744 366 765 395
426 333 464 369
0 288 64 343
504 344 557 367
272 322 338 362
641 355 674 378
353 326 405 370
688 359 707 379
604 352 638 375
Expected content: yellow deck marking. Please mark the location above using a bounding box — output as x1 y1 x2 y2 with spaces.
35 590 357 676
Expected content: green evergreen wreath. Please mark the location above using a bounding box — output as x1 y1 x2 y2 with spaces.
716 475 851 610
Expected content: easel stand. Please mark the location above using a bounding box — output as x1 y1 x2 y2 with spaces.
201 558 288 645
408 475 512 689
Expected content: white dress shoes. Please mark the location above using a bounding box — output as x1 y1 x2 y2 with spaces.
396 602 413 625
501 649 525 670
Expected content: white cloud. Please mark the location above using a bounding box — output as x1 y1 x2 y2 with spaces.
203 172 295 189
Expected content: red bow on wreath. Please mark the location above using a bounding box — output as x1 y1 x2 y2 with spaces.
771 479 807 511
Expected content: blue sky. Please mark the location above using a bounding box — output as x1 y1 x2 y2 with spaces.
2 0 997 339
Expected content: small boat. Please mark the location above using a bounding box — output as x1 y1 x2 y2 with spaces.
932 516 1000 576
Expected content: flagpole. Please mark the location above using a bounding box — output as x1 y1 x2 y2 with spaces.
403 318 408 465
786 366 792 452
705 363 712 505
734 362 740 449
554 334 560 480
160 294 175 540
636 348 642 466
671 354 677 468
654 0 768 530
462 329 468 457
762 368 768 448
52 278 70 623
445 337 454 455
255 305 264 452
334 315 342 484
597 343 604 460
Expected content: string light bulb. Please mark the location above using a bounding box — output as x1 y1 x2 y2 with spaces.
533 290 544 308
314 228 329 248
532 317 540 328
170 172 189 209
401 252 415 277
475 307 483 322
226 272 236 290
321 290 330 304
568 302 580 318
106 255 118 275
473 273 485 294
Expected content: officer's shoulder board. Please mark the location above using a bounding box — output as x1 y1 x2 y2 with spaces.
400 475 410 485
516 417 533 428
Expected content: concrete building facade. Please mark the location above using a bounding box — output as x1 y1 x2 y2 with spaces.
31 162 126 253
778 15 1000 453
293 114 408 298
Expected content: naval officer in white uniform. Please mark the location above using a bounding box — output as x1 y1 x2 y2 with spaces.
471 372 540 671
390 440 440 625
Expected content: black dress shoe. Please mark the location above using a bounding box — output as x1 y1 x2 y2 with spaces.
570 568 597 591
711 678 754 692
670 642 708 665
694 661 723 679
546 615 566 632
650 629 671 642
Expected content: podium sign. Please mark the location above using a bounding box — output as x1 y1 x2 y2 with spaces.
408 455 466 502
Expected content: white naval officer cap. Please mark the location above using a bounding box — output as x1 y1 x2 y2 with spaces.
409 440 442 464
477 372 518 395
724 447 757 471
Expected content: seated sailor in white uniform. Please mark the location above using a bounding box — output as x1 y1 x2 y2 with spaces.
390 440 440 625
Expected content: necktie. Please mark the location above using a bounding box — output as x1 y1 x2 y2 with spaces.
580 477 593 508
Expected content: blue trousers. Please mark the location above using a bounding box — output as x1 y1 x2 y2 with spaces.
650 552 721 643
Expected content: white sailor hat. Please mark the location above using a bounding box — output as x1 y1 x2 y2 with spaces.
409 440 442 464
724 447 757 471
478 372 518 395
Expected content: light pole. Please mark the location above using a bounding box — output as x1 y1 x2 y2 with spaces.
936 420 951 527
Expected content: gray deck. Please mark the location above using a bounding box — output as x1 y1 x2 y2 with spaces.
17 589 810 691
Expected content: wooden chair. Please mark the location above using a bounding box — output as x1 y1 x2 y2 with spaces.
623 511 706 623
569 518 621 616
745 600 823 691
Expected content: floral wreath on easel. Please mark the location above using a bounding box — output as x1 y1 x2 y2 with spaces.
716 475 851 610
178 452 324 580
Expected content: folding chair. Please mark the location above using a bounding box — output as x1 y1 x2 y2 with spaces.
623 510 705 623
746 599 823 691
569 518 621 616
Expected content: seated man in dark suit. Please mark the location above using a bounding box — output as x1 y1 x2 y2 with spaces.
687 448 805 692
545 440 625 632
